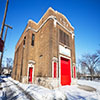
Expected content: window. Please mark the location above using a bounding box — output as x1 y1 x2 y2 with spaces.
59 29 70 47
59 29 64 44
64 33 69 46
31 34 35 46
23 36 26 45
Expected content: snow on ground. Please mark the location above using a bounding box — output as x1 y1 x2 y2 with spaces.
0 76 100 100
56 85 100 100
9 78 56 100
78 79 100 94
0 76 29 100
8 77 100 100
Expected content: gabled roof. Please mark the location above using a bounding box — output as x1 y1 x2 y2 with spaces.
28 7 74 30
15 7 74 51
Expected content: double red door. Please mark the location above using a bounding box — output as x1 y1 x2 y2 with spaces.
29 67 33 83
61 57 71 85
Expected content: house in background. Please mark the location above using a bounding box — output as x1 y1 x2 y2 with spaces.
12 7 76 88
2 67 12 75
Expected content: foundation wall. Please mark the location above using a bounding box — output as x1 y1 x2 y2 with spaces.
34 77 59 89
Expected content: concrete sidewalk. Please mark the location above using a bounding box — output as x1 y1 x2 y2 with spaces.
78 84 96 92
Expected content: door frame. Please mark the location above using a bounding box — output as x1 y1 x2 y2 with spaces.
27 63 34 83
59 55 72 86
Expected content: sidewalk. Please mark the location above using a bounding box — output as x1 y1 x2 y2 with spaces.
78 84 96 92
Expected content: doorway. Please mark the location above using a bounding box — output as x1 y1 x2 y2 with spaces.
61 57 71 85
28 67 33 83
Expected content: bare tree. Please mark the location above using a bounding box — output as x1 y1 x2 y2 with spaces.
79 53 100 80
97 50 100 55
6 58 13 74
96 49 100 75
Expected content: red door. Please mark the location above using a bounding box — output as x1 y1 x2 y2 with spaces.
54 62 57 78
61 57 71 85
29 67 33 83
73 66 76 78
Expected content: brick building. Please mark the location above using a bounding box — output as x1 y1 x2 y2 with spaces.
12 7 76 88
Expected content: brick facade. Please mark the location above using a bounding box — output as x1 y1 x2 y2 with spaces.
12 7 76 88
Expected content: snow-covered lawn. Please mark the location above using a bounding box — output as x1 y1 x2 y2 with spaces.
78 79 100 95
0 76 100 100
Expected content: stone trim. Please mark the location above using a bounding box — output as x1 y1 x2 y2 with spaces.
27 15 73 34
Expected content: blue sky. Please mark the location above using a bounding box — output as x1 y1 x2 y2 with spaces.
0 0 100 65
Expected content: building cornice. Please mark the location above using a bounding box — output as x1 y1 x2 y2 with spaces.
26 15 74 35
15 15 74 51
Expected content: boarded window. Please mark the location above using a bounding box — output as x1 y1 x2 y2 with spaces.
31 34 35 46
59 29 70 47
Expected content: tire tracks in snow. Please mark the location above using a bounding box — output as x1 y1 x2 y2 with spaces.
8 79 35 100
4 79 16 100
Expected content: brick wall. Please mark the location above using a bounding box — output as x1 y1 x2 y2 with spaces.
12 7 76 86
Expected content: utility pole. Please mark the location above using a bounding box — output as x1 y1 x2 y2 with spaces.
0 0 9 74
0 24 12 74
0 0 9 38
